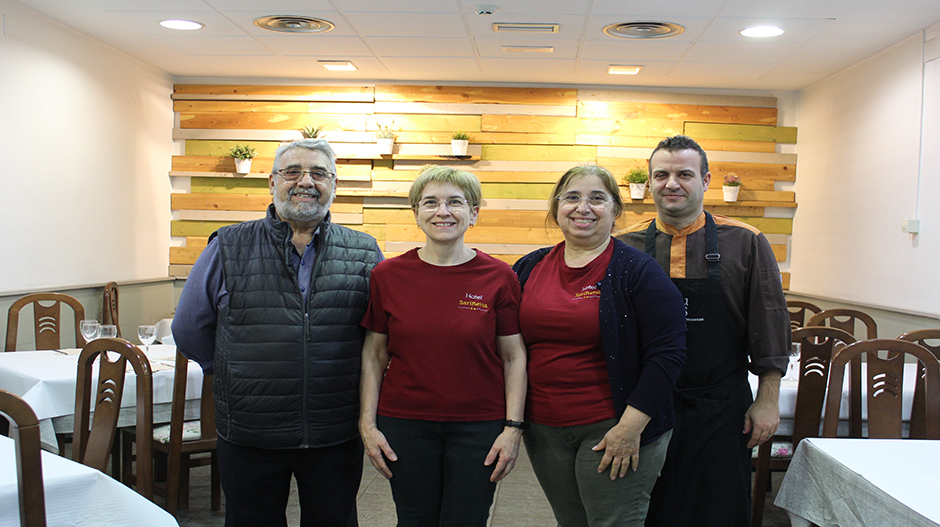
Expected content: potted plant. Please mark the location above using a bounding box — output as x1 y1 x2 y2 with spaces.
299 123 324 139
229 144 257 173
375 123 397 155
451 131 470 156
623 167 648 200
722 173 742 202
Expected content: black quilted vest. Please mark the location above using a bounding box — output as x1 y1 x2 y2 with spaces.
213 205 380 449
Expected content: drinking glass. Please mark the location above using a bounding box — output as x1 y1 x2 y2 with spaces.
138 325 157 352
99 324 118 339
80 319 100 344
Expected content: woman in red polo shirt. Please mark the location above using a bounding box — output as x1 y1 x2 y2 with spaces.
359 165 527 526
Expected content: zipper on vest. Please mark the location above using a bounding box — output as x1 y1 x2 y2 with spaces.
301 309 311 448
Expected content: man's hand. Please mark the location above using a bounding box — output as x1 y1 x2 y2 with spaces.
744 371 781 448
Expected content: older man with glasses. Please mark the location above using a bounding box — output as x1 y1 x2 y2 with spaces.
174 138 383 527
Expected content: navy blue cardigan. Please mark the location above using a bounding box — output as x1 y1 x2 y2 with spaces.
513 238 687 444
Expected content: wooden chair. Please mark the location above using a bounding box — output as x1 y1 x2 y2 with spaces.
123 349 220 514
73 338 153 500
822 338 940 439
5 293 85 352
751 327 855 527
786 300 821 330
102 282 121 338
0 389 47 527
808 308 878 437
898 329 940 439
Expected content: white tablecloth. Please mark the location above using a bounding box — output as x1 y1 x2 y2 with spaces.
0 345 203 451
0 434 179 526
775 437 940 527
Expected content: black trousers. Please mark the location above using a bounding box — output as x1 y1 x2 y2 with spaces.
216 435 363 527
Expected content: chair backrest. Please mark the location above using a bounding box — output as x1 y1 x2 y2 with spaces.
168 348 217 447
5 293 85 352
101 282 121 338
790 326 856 445
73 338 153 499
822 338 940 439
787 300 822 330
808 308 878 436
0 390 47 527
898 329 940 439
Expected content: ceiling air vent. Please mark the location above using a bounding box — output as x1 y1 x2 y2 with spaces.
493 22 559 33
603 21 684 39
254 16 335 33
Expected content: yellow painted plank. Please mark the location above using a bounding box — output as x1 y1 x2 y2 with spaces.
483 114 683 137
482 145 596 162
704 189 794 203
179 113 368 131
173 85 373 98
782 272 790 290
771 244 787 262
579 135 776 153
171 220 237 237
393 132 575 145
684 122 798 144
364 208 550 227
173 101 374 114
374 85 577 105
170 246 204 265
185 237 209 247
355 224 387 241
480 183 555 200
728 217 793 235
577 101 777 125
172 193 363 213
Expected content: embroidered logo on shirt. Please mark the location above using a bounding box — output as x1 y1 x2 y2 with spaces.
573 284 600 301
458 293 490 312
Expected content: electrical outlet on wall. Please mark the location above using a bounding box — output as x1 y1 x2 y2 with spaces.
902 219 920 233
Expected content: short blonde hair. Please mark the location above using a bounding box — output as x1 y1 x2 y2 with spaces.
546 165 624 226
408 165 483 209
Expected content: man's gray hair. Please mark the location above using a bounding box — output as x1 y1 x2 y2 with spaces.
272 138 337 174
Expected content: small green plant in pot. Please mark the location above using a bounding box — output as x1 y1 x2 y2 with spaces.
722 172 742 202
451 131 470 156
624 167 648 200
299 123 324 139
229 144 257 173
375 123 397 155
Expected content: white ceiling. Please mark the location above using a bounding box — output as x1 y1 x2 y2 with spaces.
13 0 940 91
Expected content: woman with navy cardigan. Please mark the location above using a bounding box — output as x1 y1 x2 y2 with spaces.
512 165 687 527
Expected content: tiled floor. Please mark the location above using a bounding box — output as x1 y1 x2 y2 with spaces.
171 448 792 527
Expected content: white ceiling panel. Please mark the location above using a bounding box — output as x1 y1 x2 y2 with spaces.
8 0 940 91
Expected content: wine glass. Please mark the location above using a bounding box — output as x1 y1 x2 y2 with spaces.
786 342 801 379
138 325 157 352
99 324 118 339
80 319 100 345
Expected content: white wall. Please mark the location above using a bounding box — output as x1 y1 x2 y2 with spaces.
0 1 174 294
792 28 940 317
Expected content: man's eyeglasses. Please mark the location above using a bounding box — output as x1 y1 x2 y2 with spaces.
557 193 612 208
276 168 336 182
417 198 470 212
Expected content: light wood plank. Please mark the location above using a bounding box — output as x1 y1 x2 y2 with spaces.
728 217 793 235
782 273 790 290
578 135 776 153
577 101 777 125
386 241 555 256
173 85 374 101
482 144 596 162
169 264 193 277
179 113 368 131
483 114 684 137
771 244 787 262
374 102 576 117
577 89 777 108
684 122 798 144
393 132 575 145
366 115 481 132
596 147 798 165
374 85 577 105
173 101 375 114
387 224 562 245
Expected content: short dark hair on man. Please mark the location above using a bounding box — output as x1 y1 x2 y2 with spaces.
649 135 709 179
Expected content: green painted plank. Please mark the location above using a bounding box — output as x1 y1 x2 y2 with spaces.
191 177 270 194
684 122 797 144
185 140 280 157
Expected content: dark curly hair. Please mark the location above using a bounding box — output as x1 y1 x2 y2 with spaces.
649 135 709 179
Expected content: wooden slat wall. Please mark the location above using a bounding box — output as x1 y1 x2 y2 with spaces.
170 84 796 287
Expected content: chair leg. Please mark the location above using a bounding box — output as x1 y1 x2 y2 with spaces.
110 438 122 481
164 452 181 515
210 451 221 511
752 441 771 527
179 455 191 510
121 433 133 486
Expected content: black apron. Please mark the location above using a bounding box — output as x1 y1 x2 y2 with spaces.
644 212 754 527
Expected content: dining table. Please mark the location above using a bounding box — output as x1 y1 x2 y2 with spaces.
0 344 203 453
0 434 180 526
774 437 940 527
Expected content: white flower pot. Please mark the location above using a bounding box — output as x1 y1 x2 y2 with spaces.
451 139 469 156
629 183 647 200
723 185 740 202
377 138 394 155
234 158 253 174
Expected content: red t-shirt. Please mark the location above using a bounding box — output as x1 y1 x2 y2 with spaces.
361 248 521 421
518 242 617 426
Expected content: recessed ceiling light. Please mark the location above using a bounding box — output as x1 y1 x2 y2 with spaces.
159 19 204 31
502 45 554 53
740 25 784 38
493 23 559 33
254 16 334 33
319 60 357 71
608 65 643 75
